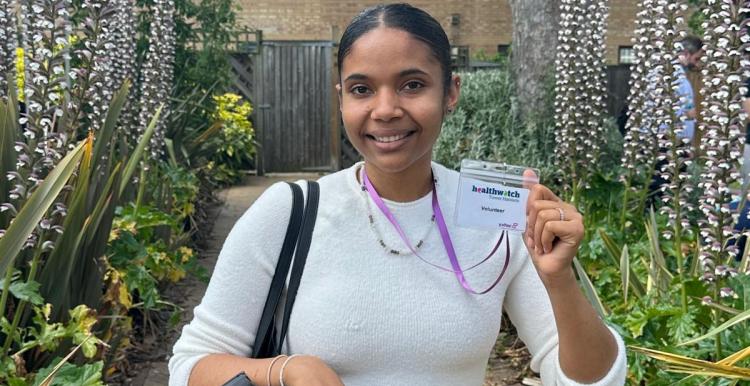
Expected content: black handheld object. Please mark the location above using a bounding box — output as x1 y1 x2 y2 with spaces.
222 372 256 386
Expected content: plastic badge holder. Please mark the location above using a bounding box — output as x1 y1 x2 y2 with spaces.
455 159 540 232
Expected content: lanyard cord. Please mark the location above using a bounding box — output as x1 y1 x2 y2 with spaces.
362 168 511 294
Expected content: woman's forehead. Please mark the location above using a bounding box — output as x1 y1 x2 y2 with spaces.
341 27 440 77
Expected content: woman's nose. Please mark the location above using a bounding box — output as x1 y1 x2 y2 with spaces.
369 89 404 121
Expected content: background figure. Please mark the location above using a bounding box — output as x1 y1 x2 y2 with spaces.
646 36 704 208
673 35 703 142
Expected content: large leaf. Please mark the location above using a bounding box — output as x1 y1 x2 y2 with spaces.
91 81 130 170
621 244 630 304
678 308 750 346
644 210 673 294
0 139 86 276
573 257 609 318
0 93 19 228
598 229 645 298
119 106 162 196
630 346 750 379
38 134 95 319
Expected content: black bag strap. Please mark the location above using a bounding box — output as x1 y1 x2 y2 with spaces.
250 181 319 358
278 181 319 345
251 182 304 358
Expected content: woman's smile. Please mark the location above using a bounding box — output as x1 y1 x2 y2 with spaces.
366 130 417 150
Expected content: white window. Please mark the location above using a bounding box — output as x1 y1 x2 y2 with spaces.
619 46 634 64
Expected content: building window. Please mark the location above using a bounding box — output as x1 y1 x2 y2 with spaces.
451 46 469 69
451 13 460 26
619 46 634 64
497 44 510 56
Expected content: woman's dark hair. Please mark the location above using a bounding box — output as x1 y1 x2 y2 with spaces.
337 3 452 93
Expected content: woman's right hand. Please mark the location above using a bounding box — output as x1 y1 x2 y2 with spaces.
280 355 344 386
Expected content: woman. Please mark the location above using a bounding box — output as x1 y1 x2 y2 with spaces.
169 4 627 386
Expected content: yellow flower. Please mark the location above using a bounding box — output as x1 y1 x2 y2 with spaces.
15 48 25 101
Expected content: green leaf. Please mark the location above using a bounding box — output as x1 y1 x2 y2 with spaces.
667 311 697 342
0 139 87 277
119 105 163 196
91 81 130 168
621 244 629 304
33 360 103 386
598 229 645 298
9 279 44 305
678 308 750 346
0 97 18 228
573 257 609 318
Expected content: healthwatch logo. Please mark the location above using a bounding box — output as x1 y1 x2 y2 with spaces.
471 185 520 198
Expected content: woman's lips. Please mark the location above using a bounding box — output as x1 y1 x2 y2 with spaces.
365 131 416 151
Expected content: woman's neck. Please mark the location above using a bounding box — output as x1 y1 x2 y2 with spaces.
361 160 434 202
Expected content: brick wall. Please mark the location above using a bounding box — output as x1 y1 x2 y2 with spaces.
235 0 637 65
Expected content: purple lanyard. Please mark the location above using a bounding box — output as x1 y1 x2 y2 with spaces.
363 168 510 294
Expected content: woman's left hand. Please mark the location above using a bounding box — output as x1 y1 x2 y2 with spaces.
524 182 584 286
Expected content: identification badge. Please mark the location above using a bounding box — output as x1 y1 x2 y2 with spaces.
455 159 539 232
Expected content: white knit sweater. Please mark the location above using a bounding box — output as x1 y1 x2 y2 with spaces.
169 162 627 386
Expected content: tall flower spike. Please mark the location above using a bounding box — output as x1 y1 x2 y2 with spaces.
13 0 73 251
554 0 610 200
75 0 117 134
138 0 176 161
0 0 17 98
642 1 694 252
697 0 749 305
110 0 138 145
620 0 661 196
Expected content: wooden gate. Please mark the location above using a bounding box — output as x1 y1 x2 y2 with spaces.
230 40 340 173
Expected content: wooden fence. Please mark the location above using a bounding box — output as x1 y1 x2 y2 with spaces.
228 35 637 173
230 39 342 174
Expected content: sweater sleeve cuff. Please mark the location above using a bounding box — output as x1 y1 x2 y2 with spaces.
554 325 627 386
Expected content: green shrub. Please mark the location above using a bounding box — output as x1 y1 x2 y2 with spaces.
434 68 557 180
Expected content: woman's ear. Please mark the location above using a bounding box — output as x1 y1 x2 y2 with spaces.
446 74 461 112
336 83 343 111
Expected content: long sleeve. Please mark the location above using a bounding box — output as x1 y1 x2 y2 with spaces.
503 250 627 385
167 182 298 386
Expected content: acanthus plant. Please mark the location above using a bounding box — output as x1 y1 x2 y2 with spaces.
619 0 663 227
0 0 17 97
554 0 609 202
695 0 749 358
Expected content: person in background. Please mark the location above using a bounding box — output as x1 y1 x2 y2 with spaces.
646 36 704 207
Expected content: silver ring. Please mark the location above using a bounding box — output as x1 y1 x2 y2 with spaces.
557 207 565 221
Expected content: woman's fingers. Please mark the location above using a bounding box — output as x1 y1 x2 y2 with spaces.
526 184 562 234
522 168 539 190
533 208 559 253
528 204 581 253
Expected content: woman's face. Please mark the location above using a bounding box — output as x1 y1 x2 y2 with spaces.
337 27 459 176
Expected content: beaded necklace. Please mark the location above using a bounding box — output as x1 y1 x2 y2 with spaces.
358 166 435 255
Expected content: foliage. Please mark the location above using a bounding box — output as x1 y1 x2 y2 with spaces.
0 0 234 382
434 68 557 181
209 93 256 181
108 203 203 304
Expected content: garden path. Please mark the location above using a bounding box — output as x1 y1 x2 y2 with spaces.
135 173 532 386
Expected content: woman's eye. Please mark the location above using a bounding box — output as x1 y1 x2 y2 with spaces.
403 81 424 91
351 86 370 95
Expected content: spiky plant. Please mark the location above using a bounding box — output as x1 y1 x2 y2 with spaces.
111 0 138 138
647 0 694 267
138 0 175 161
0 0 17 97
619 0 663 227
554 0 610 202
695 0 748 356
